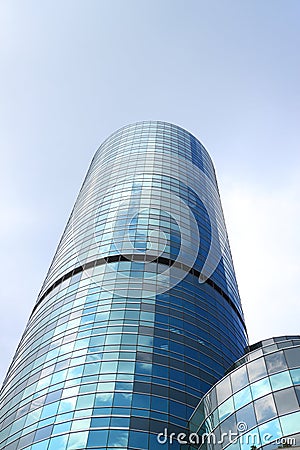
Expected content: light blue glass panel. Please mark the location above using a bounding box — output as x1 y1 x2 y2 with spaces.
290 368 300 385
233 386 252 409
270 371 292 390
218 397 234 422
67 431 89 449
224 441 241 450
31 441 49 450
239 426 261 450
76 394 95 409
52 421 71 434
280 411 300 436
251 378 272 400
40 402 59 419
258 418 282 446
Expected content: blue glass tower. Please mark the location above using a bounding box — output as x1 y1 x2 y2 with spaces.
0 121 248 450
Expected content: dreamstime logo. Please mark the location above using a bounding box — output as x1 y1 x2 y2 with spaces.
237 421 248 432
71 149 227 295
156 423 296 447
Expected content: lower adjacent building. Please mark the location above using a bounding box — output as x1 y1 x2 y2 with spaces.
187 336 300 450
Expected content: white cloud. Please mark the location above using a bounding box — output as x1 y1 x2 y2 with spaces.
222 173 300 344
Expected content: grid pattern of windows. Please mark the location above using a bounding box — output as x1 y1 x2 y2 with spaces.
0 122 247 449
189 336 300 450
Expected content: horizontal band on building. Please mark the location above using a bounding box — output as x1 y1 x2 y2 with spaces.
34 254 246 331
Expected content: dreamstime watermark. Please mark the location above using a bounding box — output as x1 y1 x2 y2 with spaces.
71 150 227 296
157 422 296 447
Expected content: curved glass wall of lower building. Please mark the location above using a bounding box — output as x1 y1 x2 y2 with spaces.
0 122 247 450
188 336 300 450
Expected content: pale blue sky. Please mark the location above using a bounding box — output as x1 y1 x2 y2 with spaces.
0 0 300 383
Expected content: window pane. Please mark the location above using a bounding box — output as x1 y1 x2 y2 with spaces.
290 368 300 385
258 418 281 444
231 366 249 393
280 410 300 435
218 397 234 422
87 429 108 447
254 393 277 423
265 351 287 374
251 378 271 400
239 426 261 450
234 386 252 409
284 348 300 369
274 387 299 415
216 376 232 404
247 359 267 383
270 371 292 390
236 403 257 431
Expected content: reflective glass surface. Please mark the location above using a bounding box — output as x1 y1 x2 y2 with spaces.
188 337 300 450
0 122 247 450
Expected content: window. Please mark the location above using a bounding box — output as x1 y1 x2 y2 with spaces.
254 394 277 423
265 351 287 374
247 358 267 383
270 371 292 391
231 366 249 392
274 387 298 415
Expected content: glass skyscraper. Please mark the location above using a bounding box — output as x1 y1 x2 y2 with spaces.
0 121 248 450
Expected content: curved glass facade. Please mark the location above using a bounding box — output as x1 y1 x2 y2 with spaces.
188 336 300 450
0 121 247 450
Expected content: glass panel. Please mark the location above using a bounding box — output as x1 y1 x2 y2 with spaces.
94 393 114 407
265 351 287 374
107 429 129 447
280 411 300 435
251 378 272 400
48 435 69 450
290 368 300 385
225 442 241 450
220 413 237 448
206 388 218 412
34 425 53 441
258 418 282 445
129 430 149 449
236 403 257 431
239 426 261 450
216 376 232 404
218 397 234 422
67 431 89 449
284 348 300 369
274 387 299 415
190 402 204 432
293 385 300 405
270 371 292 390
212 407 219 429
233 386 252 410
249 349 263 360
87 430 108 447
231 366 249 393
254 393 277 423
247 358 267 383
